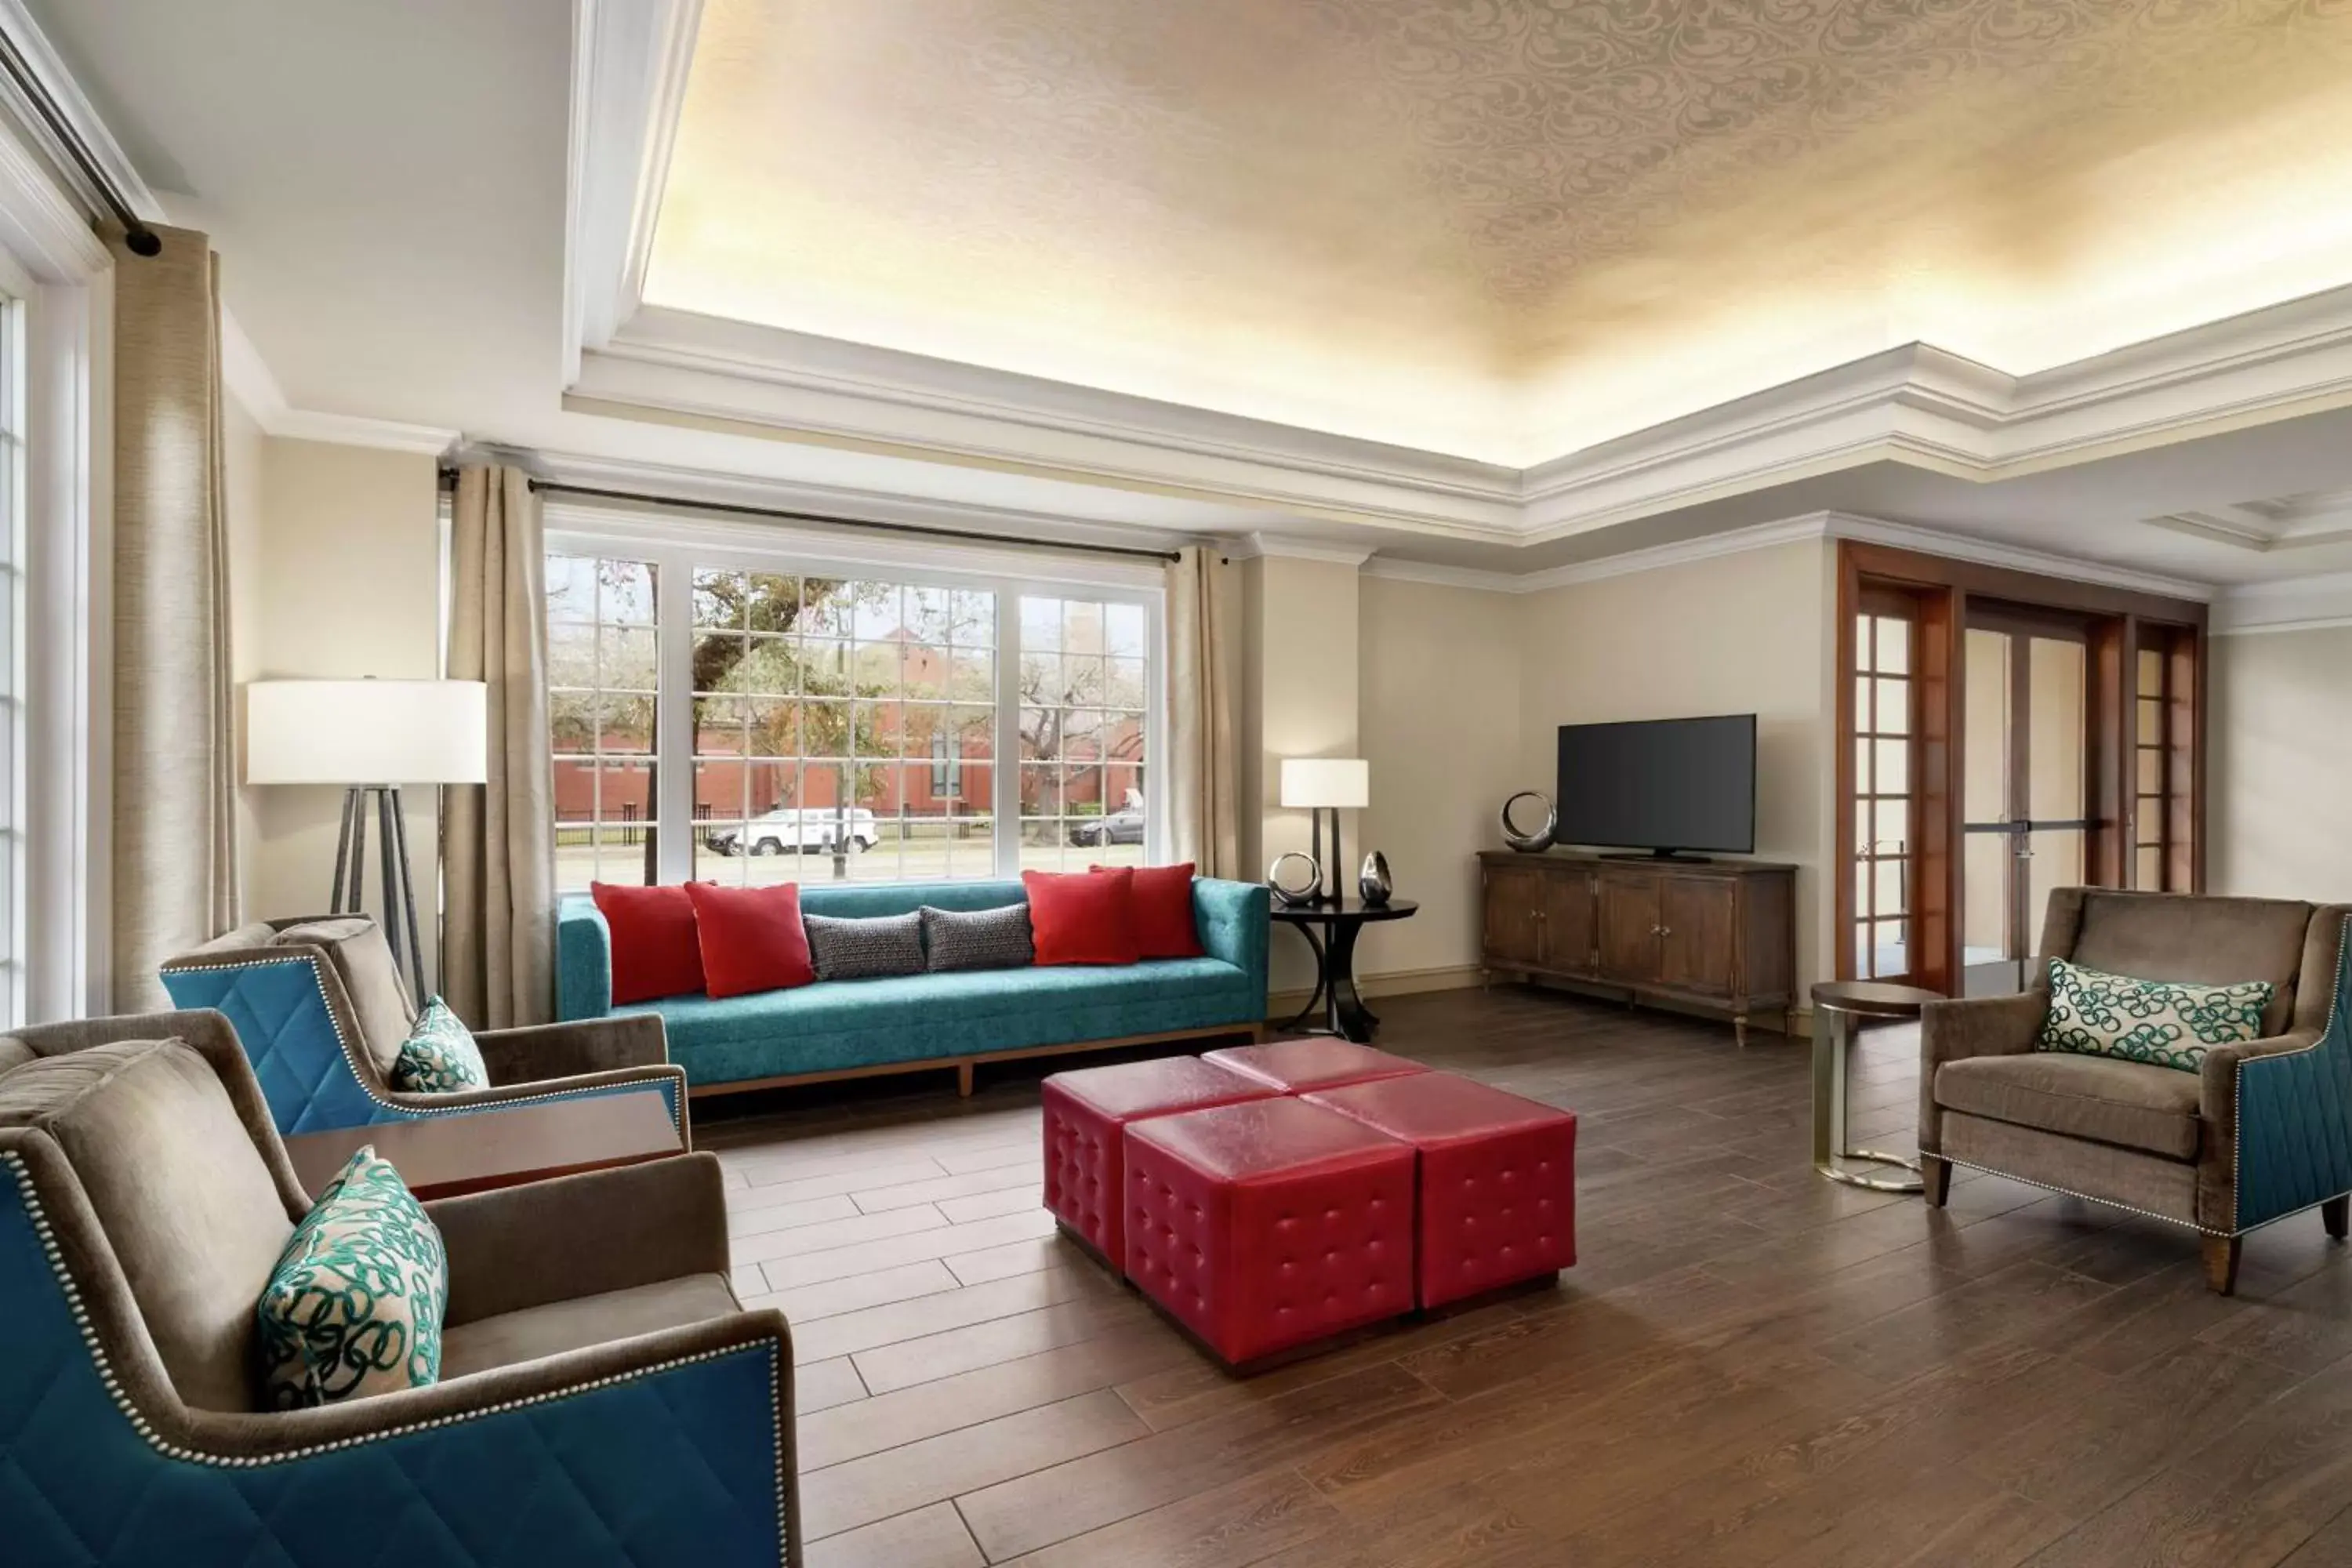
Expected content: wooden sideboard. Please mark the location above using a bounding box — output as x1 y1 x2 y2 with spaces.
1478 850 1797 1046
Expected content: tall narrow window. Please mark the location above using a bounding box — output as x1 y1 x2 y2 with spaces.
2131 625 2198 891
1018 594 1149 872
1851 603 1915 980
547 554 661 890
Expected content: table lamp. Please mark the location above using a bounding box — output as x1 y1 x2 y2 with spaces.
246 678 489 996
1279 757 1369 904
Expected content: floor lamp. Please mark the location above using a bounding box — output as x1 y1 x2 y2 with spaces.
246 679 488 1000
1279 757 1370 904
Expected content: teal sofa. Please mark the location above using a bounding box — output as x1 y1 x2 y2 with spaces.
557 877 1269 1097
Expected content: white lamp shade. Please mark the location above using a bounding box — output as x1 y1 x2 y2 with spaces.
1280 757 1369 809
246 680 489 786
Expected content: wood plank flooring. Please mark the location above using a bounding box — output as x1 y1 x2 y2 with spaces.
694 985 2352 1568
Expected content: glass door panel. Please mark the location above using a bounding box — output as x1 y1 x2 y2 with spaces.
1962 616 2093 996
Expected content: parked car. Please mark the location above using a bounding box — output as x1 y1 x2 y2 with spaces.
1067 804 1145 847
706 807 878 856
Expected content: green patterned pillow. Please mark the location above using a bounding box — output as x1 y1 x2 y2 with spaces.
2036 956 2274 1073
390 995 488 1094
256 1148 447 1408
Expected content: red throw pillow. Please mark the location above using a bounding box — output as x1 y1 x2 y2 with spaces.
1094 862 1201 959
684 881 815 999
590 881 706 1004
1025 868 1140 966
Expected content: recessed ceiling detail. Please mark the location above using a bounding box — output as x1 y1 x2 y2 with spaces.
646 0 2352 462
2149 485 2352 553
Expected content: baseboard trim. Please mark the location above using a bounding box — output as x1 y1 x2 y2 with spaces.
1267 964 1486 1020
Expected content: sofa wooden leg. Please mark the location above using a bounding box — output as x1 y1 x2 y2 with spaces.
1919 1155 1951 1207
956 1061 975 1098
2325 1195 2349 1240
2202 1233 2242 1295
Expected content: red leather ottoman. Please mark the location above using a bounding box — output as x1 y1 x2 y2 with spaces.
1304 1072 1576 1309
1123 1097 1416 1364
1201 1037 1426 1094
1042 1056 1277 1267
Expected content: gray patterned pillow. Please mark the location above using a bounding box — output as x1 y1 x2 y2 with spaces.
804 910 926 981
921 904 1034 972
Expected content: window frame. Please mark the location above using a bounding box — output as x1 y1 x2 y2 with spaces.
544 503 1170 887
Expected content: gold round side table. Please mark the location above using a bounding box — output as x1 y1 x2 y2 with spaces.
1810 979 1941 1192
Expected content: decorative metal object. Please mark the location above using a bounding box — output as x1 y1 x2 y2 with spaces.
1500 790 1558 853
1268 851 1323 907
1359 851 1392 906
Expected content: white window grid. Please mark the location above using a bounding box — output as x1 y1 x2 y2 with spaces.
545 517 1167 890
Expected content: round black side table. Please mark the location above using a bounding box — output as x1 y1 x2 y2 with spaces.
1269 897 1418 1043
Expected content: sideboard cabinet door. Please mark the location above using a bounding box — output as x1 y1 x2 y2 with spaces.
1482 864 1545 968
1598 873 1663 985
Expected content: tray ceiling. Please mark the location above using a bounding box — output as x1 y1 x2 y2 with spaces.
647 0 2352 462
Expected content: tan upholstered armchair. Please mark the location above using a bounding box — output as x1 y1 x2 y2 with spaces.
0 1008 799 1565
161 914 684 1140
1919 889 2352 1294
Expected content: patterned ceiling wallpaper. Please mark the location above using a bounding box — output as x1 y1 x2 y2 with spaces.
650 0 2352 456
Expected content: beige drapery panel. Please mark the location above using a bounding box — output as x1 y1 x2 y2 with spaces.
443 466 555 1028
110 223 241 1010
1165 544 1240 878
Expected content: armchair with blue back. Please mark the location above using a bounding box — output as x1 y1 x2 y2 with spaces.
161 913 686 1139
0 1007 797 1565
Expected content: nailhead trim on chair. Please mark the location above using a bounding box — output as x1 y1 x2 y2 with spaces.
2 1148 787 1534
1941 927 2352 1243
159 953 688 1133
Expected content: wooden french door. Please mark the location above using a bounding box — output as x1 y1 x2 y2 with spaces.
1835 542 2205 997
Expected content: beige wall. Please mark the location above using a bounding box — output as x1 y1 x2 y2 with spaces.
236 437 443 974
1244 554 1362 992
1356 575 1521 983
2210 625 2352 905
1515 539 1836 994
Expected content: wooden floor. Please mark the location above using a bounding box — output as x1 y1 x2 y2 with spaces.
696 985 2352 1568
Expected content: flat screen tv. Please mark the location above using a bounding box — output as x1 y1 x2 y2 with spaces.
1556 714 1756 858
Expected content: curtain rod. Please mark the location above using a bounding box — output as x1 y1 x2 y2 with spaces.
439 472 1185 564
0 27 159 256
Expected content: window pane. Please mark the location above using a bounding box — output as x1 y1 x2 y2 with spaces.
2137 749 2161 795
1875 856 1907 916
1853 674 1872 734
744 574 800 633
2137 646 2163 695
2138 697 2162 745
546 555 599 622
1854 857 1873 921
1874 677 1909 736
599 561 658 625
1875 739 1908 797
2137 844 2162 889
693 568 744 629
600 625 657 691
1873 800 1907 855
1875 615 1910 675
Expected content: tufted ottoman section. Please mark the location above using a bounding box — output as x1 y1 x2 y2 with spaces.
1042 1055 1276 1266
1305 1071 1576 1308
1123 1097 1416 1364
1202 1037 1426 1094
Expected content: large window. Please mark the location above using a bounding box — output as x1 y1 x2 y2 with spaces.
1850 602 1915 981
546 539 1160 891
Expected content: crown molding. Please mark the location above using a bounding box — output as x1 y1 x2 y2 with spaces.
572 306 1525 538
562 0 702 384
1363 510 2214 601
2210 571 2352 636
0 0 158 223
1231 532 1377 567
570 287 2352 550
1358 557 1521 593
530 446 1193 561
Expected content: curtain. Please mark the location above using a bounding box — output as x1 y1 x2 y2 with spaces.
110 223 241 1010
1165 543 1240 878
443 466 555 1028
